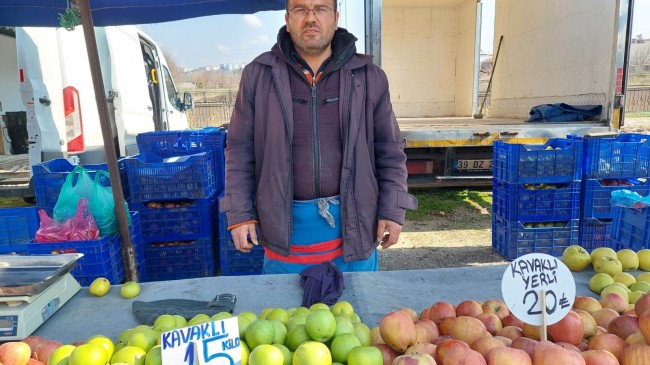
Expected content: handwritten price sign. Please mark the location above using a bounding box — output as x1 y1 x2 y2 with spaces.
161 317 241 365
501 253 576 326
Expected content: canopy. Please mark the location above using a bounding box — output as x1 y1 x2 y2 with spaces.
0 0 285 27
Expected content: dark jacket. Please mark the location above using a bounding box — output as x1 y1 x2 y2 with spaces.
220 28 418 262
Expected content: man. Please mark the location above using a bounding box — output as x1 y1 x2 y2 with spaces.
220 0 417 274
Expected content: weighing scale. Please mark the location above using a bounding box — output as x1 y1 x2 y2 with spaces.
0 253 83 341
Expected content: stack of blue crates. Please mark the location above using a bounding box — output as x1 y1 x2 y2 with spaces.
577 134 650 251
492 138 582 260
217 191 265 276
131 128 226 281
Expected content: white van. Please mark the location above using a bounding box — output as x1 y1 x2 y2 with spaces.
0 25 190 168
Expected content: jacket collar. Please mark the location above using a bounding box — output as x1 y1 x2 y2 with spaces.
254 26 372 72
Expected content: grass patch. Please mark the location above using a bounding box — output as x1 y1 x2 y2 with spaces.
407 188 492 221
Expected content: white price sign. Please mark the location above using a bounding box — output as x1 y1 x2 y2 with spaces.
502 253 576 326
161 317 241 365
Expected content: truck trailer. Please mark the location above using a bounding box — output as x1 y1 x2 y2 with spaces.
338 0 632 187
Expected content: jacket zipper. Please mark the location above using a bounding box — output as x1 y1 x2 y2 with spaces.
311 80 320 197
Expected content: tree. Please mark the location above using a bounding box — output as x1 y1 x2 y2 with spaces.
161 47 184 82
630 43 650 73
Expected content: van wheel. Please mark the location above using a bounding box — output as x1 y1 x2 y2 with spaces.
23 196 36 205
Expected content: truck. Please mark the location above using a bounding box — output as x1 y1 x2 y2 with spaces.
0 25 191 197
337 0 632 187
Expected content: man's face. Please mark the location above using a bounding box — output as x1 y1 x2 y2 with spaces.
285 0 339 57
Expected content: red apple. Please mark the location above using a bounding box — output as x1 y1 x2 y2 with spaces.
608 315 640 340
511 336 539 358
481 299 510 320
596 326 608 336
0 342 32 365
548 310 584 345
475 312 503 336
574 296 603 314
443 347 487 365
439 317 455 336
634 292 650 317
522 323 541 340
392 353 437 365
375 344 397 365
621 344 650 364
639 308 650 344
404 343 436 357
496 326 523 340
399 307 420 323
434 338 470 364
456 300 483 317
379 310 417 353
532 341 586 365
501 313 524 329
415 319 439 343
492 336 512 347
448 316 488 346
32 340 62 363
581 349 620 365
485 346 532 365
601 293 629 314
574 308 599 341
555 342 581 352
429 301 456 325
414 323 431 344
626 332 646 346
588 333 627 361
20 336 44 355
471 336 506 358
27 359 46 365
592 308 620 329
420 307 431 321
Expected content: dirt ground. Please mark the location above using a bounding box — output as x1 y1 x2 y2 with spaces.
379 116 650 271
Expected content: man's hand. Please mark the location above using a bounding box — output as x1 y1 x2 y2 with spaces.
377 219 403 249
231 223 258 253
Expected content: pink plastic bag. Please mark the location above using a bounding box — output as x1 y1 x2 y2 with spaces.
35 198 100 242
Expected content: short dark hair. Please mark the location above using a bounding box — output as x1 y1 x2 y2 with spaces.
286 0 338 12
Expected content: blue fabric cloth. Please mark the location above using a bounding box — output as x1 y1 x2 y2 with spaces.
263 196 379 274
526 103 602 122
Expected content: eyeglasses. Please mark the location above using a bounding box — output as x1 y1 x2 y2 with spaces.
288 6 334 19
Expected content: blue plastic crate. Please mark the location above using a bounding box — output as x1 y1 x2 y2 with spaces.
137 127 227 194
0 206 39 254
579 218 613 251
611 206 650 251
125 152 216 202
27 233 124 286
492 217 579 260
581 133 650 179
143 235 216 281
219 238 264 276
132 197 216 242
581 179 650 219
122 211 148 283
492 180 580 222
32 158 129 217
493 138 583 184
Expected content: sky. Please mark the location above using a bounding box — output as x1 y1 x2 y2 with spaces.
137 0 650 69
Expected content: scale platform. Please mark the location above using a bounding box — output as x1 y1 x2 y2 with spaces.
0 254 83 341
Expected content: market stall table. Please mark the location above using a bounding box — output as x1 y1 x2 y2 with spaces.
33 264 601 343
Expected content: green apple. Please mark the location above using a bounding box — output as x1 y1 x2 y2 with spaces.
591 247 617 263
120 281 141 299
110 346 147 365
68 343 108 365
88 277 111 297
589 273 615 294
631 281 650 293
617 249 640 271
593 256 623 277
630 291 645 305
638 249 650 271
347 346 383 365
562 245 591 272
47 344 76 365
613 272 636 287
638 272 650 284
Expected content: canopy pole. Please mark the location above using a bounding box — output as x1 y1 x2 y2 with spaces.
76 0 138 282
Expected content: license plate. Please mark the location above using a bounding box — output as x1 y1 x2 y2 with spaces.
454 159 493 170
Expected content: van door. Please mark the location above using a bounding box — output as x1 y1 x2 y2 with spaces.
104 26 156 156
16 27 66 167
158 62 188 131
